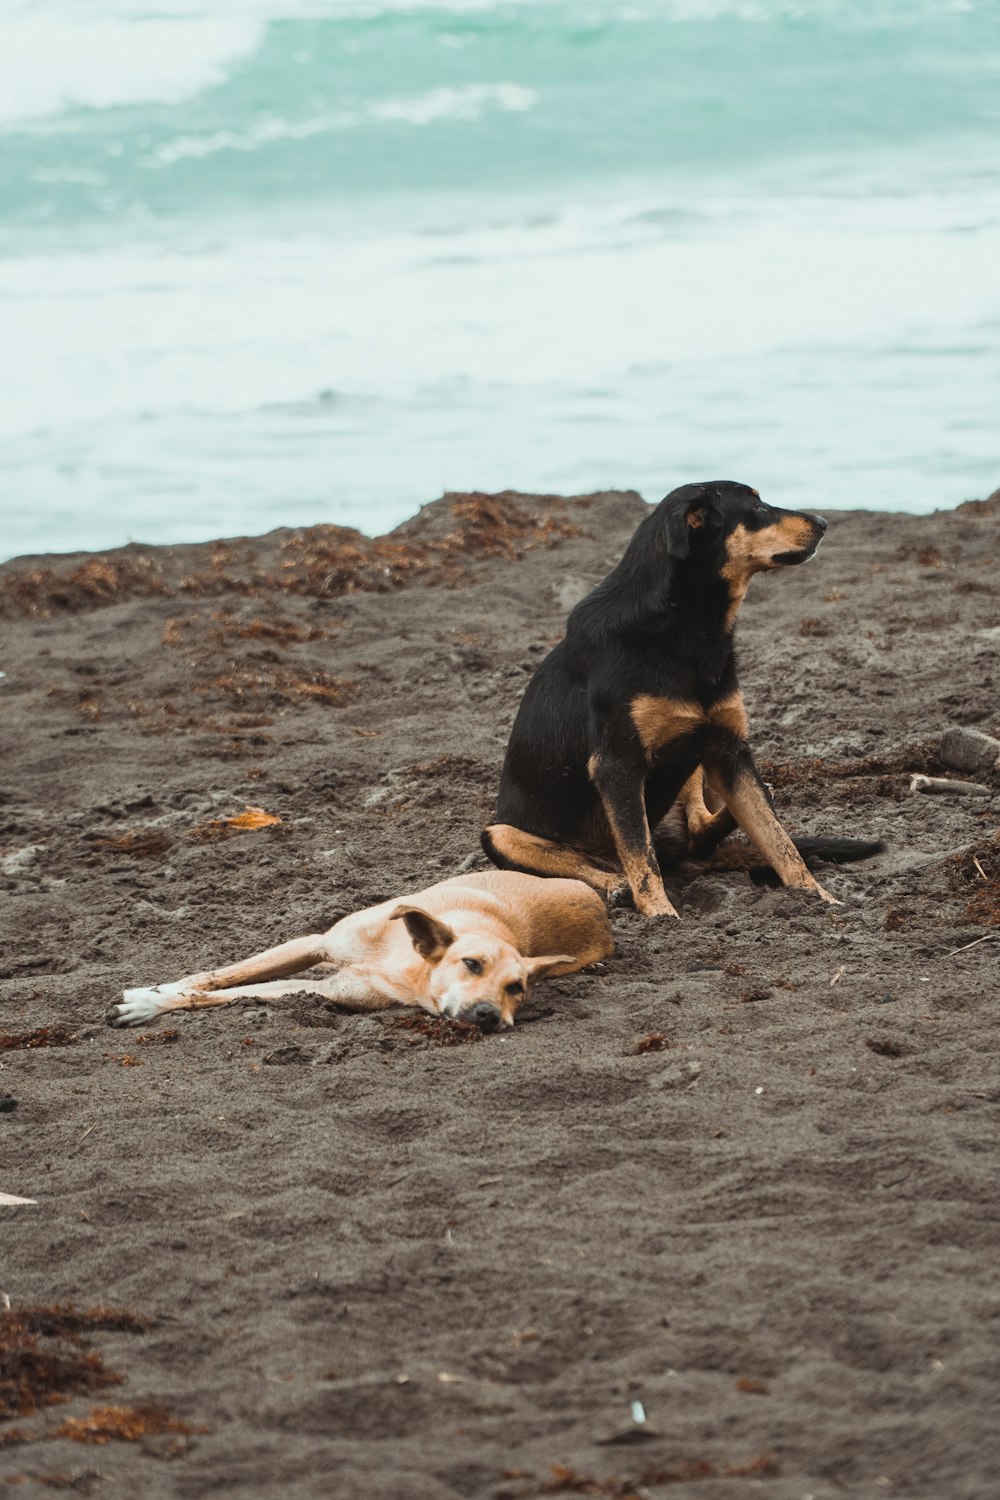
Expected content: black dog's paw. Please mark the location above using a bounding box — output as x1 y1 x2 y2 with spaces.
607 881 635 910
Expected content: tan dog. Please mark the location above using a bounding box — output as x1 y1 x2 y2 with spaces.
108 871 613 1032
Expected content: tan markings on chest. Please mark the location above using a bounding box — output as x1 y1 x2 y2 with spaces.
630 695 704 757
709 690 748 738
630 692 747 758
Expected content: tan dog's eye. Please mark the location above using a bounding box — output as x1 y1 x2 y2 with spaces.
505 981 524 997
462 958 483 975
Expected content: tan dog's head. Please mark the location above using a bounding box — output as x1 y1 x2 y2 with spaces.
390 907 572 1031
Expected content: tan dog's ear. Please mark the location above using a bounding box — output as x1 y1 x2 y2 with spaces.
524 954 577 983
390 906 456 963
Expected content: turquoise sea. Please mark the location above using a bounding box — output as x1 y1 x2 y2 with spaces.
1 0 998 559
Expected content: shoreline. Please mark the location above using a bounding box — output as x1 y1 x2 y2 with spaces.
2 482 998 604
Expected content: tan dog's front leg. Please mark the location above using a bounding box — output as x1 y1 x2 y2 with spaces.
109 932 332 1028
123 969 400 1018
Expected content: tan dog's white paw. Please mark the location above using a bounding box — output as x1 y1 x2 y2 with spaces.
107 986 168 1028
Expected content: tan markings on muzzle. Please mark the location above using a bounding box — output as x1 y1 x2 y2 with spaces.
721 519 816 628
775 516 817 552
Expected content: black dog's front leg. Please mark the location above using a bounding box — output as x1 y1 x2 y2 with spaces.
589 750 679 918
702 729 838 903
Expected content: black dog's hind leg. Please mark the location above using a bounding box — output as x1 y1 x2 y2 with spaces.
482 824 625 898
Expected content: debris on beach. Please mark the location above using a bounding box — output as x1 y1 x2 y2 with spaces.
0 1025 77 1052
939 726 1000 775
189 805 282 841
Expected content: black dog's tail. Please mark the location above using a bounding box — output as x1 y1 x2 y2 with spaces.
793 836 885 865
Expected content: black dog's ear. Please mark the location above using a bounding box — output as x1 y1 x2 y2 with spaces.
389 906 456 963
663 493 720 559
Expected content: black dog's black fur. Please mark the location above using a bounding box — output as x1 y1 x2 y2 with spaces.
482 480 882 916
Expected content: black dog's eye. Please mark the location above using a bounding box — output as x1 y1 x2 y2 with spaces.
463 958 484 975
505 981 524 997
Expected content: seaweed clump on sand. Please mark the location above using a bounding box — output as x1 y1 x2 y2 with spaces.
0 1306 150 1423
0 1025 78 1052
388 1014 485 1047
56 1402 204 1444
761 741 941 802
500 1450 780 1497
944 832 1000 925
0 492 583 618
0 555 170 618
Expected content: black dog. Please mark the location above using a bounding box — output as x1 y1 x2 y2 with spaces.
483 480 881 917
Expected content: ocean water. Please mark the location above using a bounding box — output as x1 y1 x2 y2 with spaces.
1 0 998 560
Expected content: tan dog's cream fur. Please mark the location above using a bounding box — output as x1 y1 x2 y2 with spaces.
109 871 613 1032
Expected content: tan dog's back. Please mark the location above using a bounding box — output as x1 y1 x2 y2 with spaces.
411 871 613 973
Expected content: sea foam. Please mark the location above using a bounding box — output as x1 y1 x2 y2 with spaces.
0 14 264 127
152 84 538 164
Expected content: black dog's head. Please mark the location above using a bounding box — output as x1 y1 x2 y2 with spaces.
658 481 827 574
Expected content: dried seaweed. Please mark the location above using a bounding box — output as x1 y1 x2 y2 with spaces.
15 1309 151 1340
0 1025 77 1052
530 1451 780 1495
942 832 1000 925
202 668 359 711
866 1036 907 1058
90 829 172 859
761 741 941 801
738 988 773 1005
56 1401 203 1444
388 1014 484 1046
734 1376 769 1394
0 556 169 619
208 610 326 644
0 1306 149 1419
0 493 582 618
632 1033 669 1054
957 489 1000 516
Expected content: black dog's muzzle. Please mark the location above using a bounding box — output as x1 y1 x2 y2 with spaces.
775 513 827 565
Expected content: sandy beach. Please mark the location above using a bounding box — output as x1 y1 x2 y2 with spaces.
1 488 998 1499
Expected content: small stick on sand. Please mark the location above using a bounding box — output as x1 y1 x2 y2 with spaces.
944 934 1000 958
972 856 988 881
909 774 990 796
829 965 846 987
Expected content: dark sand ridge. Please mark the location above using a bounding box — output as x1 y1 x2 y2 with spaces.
0 488 998 1499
